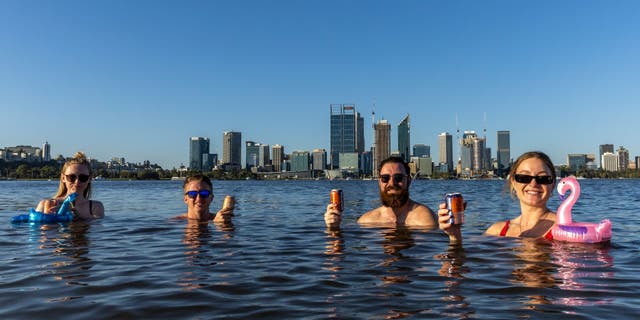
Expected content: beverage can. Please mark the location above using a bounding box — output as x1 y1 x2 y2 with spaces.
222 196 235 210
330 189 344 212
445 192 464 225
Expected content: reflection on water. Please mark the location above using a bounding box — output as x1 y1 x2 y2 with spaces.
0 179 636 319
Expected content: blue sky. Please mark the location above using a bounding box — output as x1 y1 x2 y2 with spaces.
1 1 639 169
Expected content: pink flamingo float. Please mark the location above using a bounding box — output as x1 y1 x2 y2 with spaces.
552 176 612 243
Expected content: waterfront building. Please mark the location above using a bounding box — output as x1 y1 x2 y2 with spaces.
398 114 410 162
42 141 51 162
223 131 242 167
599 144 614 169
617 146 629 171
496 130 510 176
290 151 310 172
272 144 284 172
189 137 210 170
373 119 391 176
259 144 270 169
411 156 433 177
329 104 364 169
567 154 588 172
245 141 259 170
202 153 217 171
311 149 326 172
635 156 640 171
339 152 359 173
602 152 617 171
360 151 372 176
438 132 453 173
413 144 430 158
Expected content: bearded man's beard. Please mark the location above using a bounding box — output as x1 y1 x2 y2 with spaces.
380 186 409 208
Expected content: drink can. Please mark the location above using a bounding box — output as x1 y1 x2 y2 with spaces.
445 192 464 225
330 189 344 211
222 196 235 210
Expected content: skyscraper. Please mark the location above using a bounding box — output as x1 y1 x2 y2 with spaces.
259 144 270 168
329 104 364 169
291 151 310 172
617 146 629 171
413 144 430 158
42 141 51 162
373 119 391 175
599 144 614 169
245 141 259 170
272 144 284 172
223 131 242 166
438 132 453 172
496 130 511 176
189 137 210 170
312 148 326 172
397 114 410 162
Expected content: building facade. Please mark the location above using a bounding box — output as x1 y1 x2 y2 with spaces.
438 132 453 173
373 119 391 175
496 130 510 176
329 104 364 169
189 137 210 170
223 131 242 166
397 114 410 162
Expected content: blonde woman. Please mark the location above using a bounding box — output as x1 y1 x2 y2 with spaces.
36 152 104 220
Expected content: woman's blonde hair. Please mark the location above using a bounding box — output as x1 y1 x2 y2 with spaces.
54 152 93 198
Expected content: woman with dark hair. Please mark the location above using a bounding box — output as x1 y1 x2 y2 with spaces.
439 151 557 244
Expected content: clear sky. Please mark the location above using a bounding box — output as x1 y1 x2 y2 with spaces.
1 1 639 169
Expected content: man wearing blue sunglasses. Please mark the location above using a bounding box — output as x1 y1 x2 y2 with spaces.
176 174 234 223
324 156 436 229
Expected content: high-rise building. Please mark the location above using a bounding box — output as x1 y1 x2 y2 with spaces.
291 151 310 172
599 144 614 168
259 144 270 168
189 137 210 170
373 119 391 175
413 144 430 158
496 130 510 176
567 154 587 172
460 131 477 173
602 152 617 171
438 132 453 172
245 141 259 170
223 131 242 166
272 144 284 172
397 115 410 162
312 149 326 172
617 146 629 171
42 141 51 162
329 104 364 169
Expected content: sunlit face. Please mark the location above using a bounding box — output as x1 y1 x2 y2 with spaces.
378 162 410 208
511 157 554 208
183 180 213 212
62 164 90 195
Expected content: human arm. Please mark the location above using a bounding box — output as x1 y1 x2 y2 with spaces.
324 204 342 229
438 202 462 244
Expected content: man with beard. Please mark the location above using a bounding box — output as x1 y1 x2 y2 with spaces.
324 156 436 229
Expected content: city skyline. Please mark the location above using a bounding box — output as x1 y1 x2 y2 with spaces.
2 1 639 169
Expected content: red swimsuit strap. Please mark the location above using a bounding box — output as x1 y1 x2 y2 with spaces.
499 220 510 236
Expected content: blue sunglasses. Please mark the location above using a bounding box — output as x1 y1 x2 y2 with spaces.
185 190 212 199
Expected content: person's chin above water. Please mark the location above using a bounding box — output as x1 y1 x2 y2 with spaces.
380 185 409 208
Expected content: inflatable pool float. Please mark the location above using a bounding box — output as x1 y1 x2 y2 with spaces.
10 193 77 223
551 177 612 243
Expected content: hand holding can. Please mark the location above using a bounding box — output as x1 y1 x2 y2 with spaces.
445 193 464 225
330 189 344 212
222 196 235 210
43 199 57 214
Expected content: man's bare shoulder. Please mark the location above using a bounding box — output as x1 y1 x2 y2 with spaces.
405 201 437 228
357 207 384 223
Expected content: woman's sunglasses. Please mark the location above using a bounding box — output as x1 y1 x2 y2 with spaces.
185 190 212 199
65 174 90 183
513 174 554 185
379 174 407 184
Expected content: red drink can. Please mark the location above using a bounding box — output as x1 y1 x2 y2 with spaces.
445 192 464 225
330 189 344 211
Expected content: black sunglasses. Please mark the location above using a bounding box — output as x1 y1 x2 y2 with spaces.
379 174 407 184
66 174 90 183
513 174 554 185
185 190 212 199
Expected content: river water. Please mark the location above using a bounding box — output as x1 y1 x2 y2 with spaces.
1 179 638 319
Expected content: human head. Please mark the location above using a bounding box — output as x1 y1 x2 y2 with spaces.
378 156 411 208
506 151 556 199
183 173 214 215
55 152 93 198
183 173 213 192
